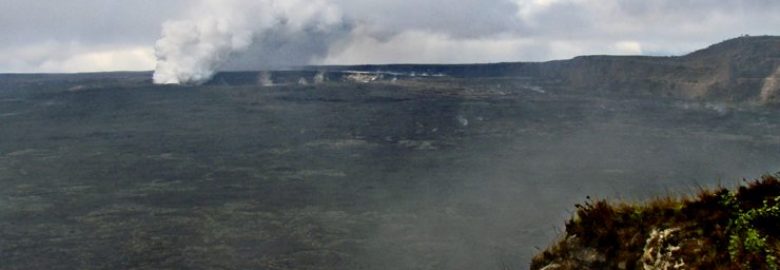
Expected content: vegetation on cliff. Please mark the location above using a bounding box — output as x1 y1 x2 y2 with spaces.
532 174 780 270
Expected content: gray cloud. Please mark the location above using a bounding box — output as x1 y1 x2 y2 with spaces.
0 0 187 46
331 0 522 38
514 0 780 53
1 0 780 73
222 20 354 70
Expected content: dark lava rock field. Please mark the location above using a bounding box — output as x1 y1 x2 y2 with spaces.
1 71 780 269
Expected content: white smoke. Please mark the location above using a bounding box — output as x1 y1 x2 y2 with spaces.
153 0 344 85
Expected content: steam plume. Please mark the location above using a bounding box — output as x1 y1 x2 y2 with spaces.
153 0 343 85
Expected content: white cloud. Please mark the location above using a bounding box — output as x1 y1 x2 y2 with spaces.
317 25 650 65
611 41 643 55
0 42 155 73
39 47 155 73
316 30 534 65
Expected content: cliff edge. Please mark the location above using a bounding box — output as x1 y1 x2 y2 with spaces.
540 36 780 105
532 174 780 270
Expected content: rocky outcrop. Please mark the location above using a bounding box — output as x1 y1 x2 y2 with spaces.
760 66 780 104
641 228 685 270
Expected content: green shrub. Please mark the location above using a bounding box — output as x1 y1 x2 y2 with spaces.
721 191 780 269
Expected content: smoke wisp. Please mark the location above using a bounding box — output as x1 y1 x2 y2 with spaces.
153 0 344 85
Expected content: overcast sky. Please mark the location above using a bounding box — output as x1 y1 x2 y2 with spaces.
1 0 779 73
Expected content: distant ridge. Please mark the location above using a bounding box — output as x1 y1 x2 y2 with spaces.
310 36 780 105
3 36 778 105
